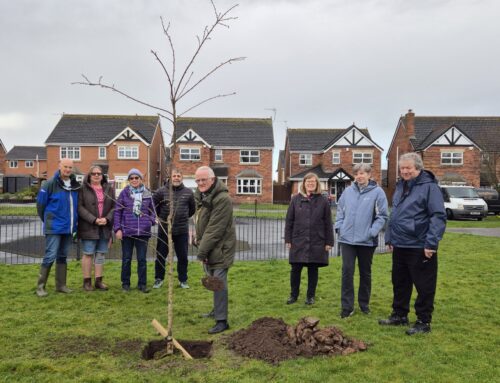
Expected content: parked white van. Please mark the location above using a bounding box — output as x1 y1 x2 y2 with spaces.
440 185 488 220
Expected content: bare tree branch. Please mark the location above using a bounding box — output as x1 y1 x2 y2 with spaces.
72 75 174 117
178 57 245 101
179 92 236 116
160 17 176 87
174 3 240 100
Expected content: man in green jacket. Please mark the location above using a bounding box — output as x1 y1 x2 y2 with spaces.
194 166 236 334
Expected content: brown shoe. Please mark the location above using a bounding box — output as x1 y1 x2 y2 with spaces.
83 278 94 292
95 277 108 291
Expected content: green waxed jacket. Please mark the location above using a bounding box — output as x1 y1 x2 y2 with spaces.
194 179 236 270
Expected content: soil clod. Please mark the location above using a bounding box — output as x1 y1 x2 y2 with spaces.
201 275 225 291
227 316 367 364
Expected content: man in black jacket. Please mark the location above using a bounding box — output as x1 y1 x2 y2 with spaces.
152 169 195 289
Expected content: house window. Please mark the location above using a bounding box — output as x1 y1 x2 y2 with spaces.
60 146 81 160
98 146 106 159
180 148 201 161
25 160 34 168
353 152 372 164
299 153 312 166
75 175 84 183
237 178 262 194
215 149 223 162
219 177 228 185
441 152 463 165
9 160 18 168
332 152 340 164
118 145 139 159
240 150 260 164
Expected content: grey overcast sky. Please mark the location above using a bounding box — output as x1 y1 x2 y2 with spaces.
1 0 499 171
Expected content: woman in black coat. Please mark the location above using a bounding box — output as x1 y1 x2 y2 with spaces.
285 173 334 305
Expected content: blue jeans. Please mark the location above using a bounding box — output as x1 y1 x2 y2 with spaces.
121 236 149 288
42 234 73 267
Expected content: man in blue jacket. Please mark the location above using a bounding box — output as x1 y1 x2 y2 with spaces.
35 159 80 297
380 152 446 335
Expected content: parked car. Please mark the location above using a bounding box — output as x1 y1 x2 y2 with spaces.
475 188 500 215
440 185 488 220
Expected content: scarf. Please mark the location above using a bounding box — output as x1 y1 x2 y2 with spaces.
130 185 144 217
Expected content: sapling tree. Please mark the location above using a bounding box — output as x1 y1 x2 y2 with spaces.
74 0 245 351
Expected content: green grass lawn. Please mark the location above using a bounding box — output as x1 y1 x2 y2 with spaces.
0 232 499 382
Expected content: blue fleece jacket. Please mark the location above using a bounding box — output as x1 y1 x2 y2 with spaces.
36 170 80 235
335 180 389 246
385 170 446 250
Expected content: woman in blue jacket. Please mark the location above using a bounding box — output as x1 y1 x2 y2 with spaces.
335 163 388 318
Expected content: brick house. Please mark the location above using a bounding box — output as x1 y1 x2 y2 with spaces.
170 117 274 203
3 146 47 193
386 110 500 200
45 114 166 195
0 139 6 192
0 139 6 175
284 125 383 202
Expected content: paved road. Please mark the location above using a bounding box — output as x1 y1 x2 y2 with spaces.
445 227 500 237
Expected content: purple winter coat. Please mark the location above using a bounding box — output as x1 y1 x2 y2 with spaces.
113 186 156 238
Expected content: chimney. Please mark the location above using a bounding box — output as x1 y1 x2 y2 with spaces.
405 109 416 139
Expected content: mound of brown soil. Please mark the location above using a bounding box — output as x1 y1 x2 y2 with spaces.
227 317 367 364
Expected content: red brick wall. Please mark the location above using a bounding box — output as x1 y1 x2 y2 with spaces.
386 119 414 200
0 146 5 174
422 147 481 187
46 142 154 187
4 159 47 178
172 145 274 203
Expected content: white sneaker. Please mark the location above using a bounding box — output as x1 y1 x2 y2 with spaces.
180 282 190 289
153 279 163 289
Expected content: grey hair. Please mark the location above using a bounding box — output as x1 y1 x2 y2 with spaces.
352 163 372 174
196 166 215 178
399 152 424 170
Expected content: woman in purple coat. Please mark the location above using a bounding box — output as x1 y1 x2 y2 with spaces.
113 168 156 293
285 173 334 305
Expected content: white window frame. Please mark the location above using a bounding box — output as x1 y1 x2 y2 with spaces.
75 175 84 183
240 150 260 164
441 151 463 165
9 160 18 168
237 178 262 195
60 146 81 160
352 152 372 164
98 146 107 160
332 151 340 165
25 160 34 168
219 177 228 185
114 176 128 198
118 145 139 159
179 147 201 161
214 149 223 162
299 153 312 166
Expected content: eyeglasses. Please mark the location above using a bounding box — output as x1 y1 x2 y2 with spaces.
90 172 102 176
195 178 211 184
129 176 140 181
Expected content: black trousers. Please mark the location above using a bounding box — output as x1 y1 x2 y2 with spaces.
392 247 438 323
290 263 319 299
154 225 189 283
341 244 376 311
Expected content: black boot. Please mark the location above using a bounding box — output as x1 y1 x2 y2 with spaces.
55 263 72 293
378 313 409 326
406 320 431 335
208 320 229 334
36 265 52 297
